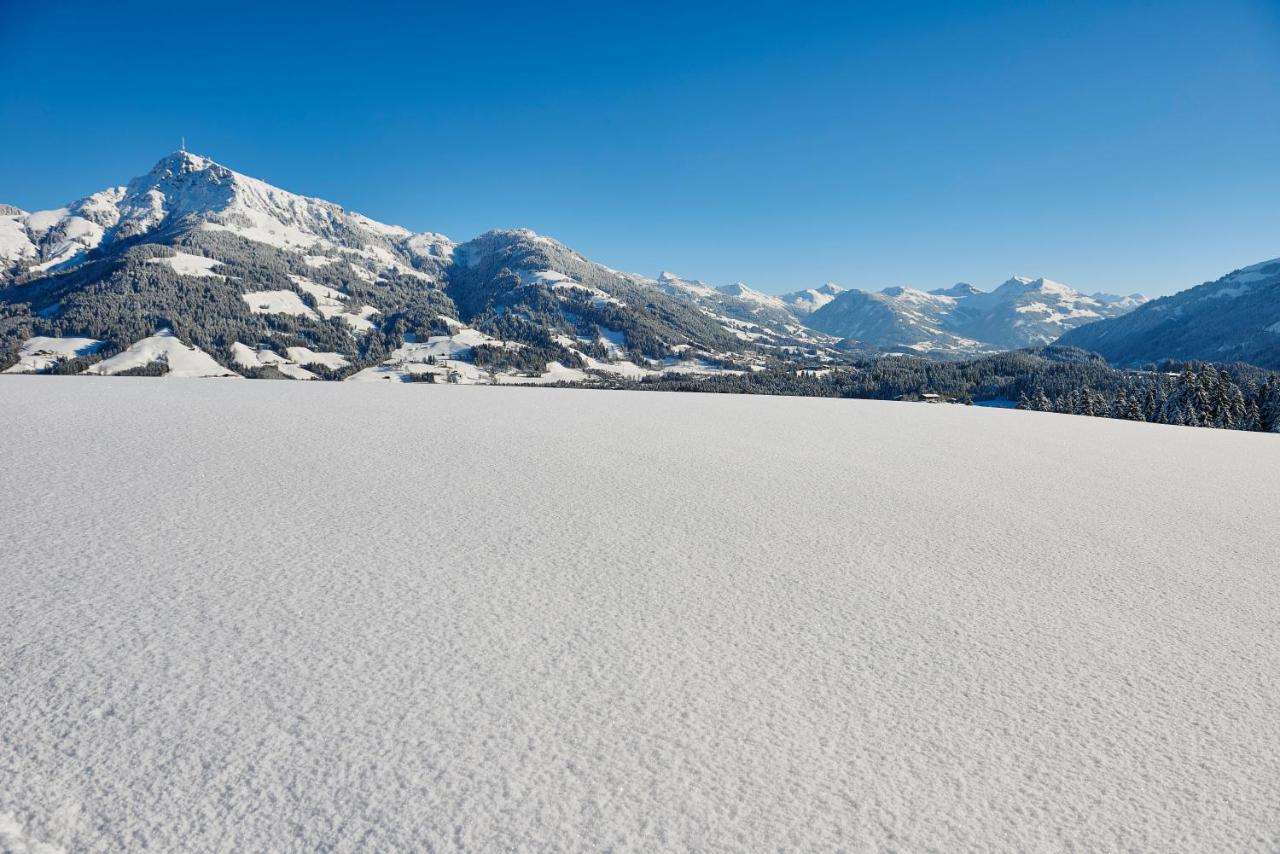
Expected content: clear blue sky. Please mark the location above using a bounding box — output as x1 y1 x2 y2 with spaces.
2 0 1277 296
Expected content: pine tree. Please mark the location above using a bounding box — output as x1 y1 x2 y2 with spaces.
1194 365 1218 418
1144 385 1160 422
1259 378 1280 432
1243 401 1261 432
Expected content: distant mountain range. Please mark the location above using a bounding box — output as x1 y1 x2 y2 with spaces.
0 151 1272 381
805 278 1147 354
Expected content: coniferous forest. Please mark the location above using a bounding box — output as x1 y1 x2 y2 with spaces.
602 347 1280 434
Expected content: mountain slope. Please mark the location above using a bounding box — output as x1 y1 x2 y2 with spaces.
445 230 755 365
1057 258 1280 369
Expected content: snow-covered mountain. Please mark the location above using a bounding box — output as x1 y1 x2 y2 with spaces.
806 276 1146 354
12 149 1244 382
1057 258 1280 369
0 152 453 279
0 152 822 383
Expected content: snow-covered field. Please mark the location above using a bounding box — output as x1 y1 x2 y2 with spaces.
2 377 1278 852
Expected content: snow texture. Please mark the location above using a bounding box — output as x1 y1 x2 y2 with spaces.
1 378 1278 852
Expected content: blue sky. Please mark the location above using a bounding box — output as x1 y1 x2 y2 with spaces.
2 0 1277 296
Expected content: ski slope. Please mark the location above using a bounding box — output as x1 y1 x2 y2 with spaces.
1 377 1278 852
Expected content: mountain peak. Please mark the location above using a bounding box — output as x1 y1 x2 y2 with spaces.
930 282 982 298
879 285 940 300
716 282 787 308
779 283 844 315
146 150 221 180
997 275 1040 291
994 275 1074 296
473 227 565 248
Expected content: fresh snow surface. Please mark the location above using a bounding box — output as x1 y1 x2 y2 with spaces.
241 289 318 318
1 380 1279 851
2 336 101 373
283 347 350 371
83 331 238 378
146 252 224 278
341 305 381 333
288 273 347 306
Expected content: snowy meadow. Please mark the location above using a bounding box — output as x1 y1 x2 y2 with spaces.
2 377 1278 851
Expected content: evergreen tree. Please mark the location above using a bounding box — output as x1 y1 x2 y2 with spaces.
1259 378 1280 432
